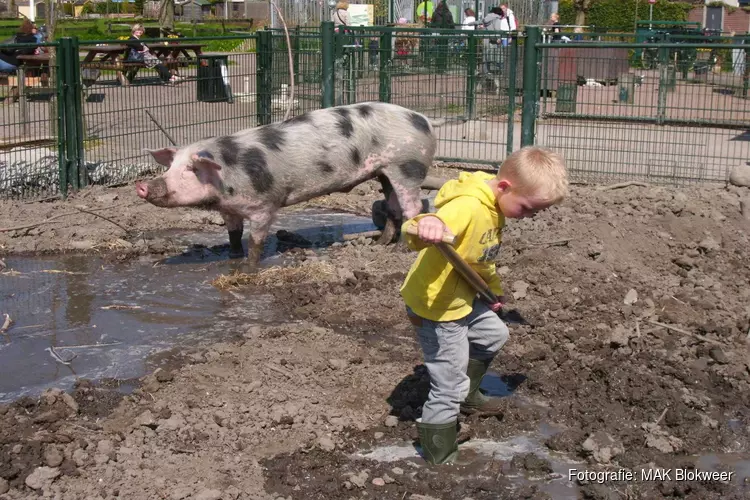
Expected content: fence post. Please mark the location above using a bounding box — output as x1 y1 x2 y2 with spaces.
521 26 540 147
256 29 272 125
506 35 518 155
59 37 81 191
56 38 69 198
657 44 668 125
321 21 335 108
379 28 392 103
465 32 476 120
70 36 86 189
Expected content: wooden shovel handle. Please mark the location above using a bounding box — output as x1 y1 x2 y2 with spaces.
404 224 457 246
404 222 499 305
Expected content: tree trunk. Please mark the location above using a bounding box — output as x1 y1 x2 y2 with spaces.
575 10 585 26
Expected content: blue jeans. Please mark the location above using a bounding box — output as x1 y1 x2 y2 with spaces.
0 59 17 72
406 300 509 425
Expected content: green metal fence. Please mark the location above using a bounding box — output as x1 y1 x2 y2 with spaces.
534 33 750 185
2 24 750 201
1 40 63 200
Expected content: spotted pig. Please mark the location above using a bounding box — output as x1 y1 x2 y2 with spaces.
135 102 438 262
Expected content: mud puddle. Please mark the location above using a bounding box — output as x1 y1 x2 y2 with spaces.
355 374 579 499
354 431 581 499
0 210 377 402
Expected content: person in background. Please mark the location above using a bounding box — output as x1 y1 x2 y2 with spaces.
548 12 561 41
126 24 182 85
0 19 40 73
430 0 455 29
471 6 505 75
332 1 350 33
415 0 435 24
499 3 517 31
462 8 476 30
498 2 516 46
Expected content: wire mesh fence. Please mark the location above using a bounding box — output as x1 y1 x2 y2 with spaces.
75 35 261 189
3 26 750 201
1 41 61 200
336 27 521 166
535 36 750 185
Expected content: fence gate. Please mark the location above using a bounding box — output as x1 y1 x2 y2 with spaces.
329 25 521 169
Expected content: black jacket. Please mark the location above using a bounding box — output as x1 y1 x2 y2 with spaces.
431 4 455 29
0 33 39 68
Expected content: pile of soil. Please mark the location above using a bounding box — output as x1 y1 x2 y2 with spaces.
0 174 749 499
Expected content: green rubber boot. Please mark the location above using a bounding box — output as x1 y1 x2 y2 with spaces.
460 358 505 417
416 419 459 465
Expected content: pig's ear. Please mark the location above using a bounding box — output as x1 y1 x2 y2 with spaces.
145 147 177 167
190 153 222 172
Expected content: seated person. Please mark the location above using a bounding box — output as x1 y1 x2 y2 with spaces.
126 24 183 84
0 19 41 73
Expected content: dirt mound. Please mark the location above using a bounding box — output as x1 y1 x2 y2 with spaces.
0 180 749 498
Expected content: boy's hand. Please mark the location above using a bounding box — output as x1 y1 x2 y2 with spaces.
416 216 447 244
489 301 503 312
489 296 505 312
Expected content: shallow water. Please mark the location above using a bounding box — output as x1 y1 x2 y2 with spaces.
0 209 377 402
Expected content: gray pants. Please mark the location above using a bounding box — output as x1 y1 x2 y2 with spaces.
407 300 509 425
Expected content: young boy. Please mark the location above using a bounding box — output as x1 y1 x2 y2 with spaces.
399 146 569 465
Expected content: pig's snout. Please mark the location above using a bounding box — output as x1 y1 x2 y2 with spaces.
135 181 148 199
136 178 170 206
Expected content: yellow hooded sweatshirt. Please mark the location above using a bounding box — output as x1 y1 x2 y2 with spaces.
400 171 504 322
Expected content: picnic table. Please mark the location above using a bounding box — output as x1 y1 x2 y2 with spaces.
79 42 204 86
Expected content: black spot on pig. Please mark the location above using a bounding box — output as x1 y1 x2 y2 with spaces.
409 113 431 135
350 148 361 166
217 136 240 165
239 147 274 193
399 160 427 181
317 161 335 174
196 150 214 160
258 125 286 152
334 108 354 138
372 137 381 148
358 104 374 118
226 187 235 196
284 112 312 125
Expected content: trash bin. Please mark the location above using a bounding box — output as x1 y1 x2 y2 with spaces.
197 54 233 103
555 82 577 113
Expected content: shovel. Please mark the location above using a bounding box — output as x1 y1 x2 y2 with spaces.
404 224 501 306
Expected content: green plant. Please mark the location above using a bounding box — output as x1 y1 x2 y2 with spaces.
558 0 693 32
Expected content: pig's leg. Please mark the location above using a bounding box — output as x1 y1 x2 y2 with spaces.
245 211 275 265
377 163 427 245
376 175 400 245
221 212 245 259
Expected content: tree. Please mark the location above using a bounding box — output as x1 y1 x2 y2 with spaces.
574 0 593 25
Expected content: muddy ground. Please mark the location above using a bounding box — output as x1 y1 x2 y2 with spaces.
1 169 750 500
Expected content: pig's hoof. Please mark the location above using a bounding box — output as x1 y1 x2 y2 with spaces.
377 218 399 245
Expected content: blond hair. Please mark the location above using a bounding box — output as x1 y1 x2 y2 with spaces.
131 23 145 35
498 146 569 204
336 1 349 9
